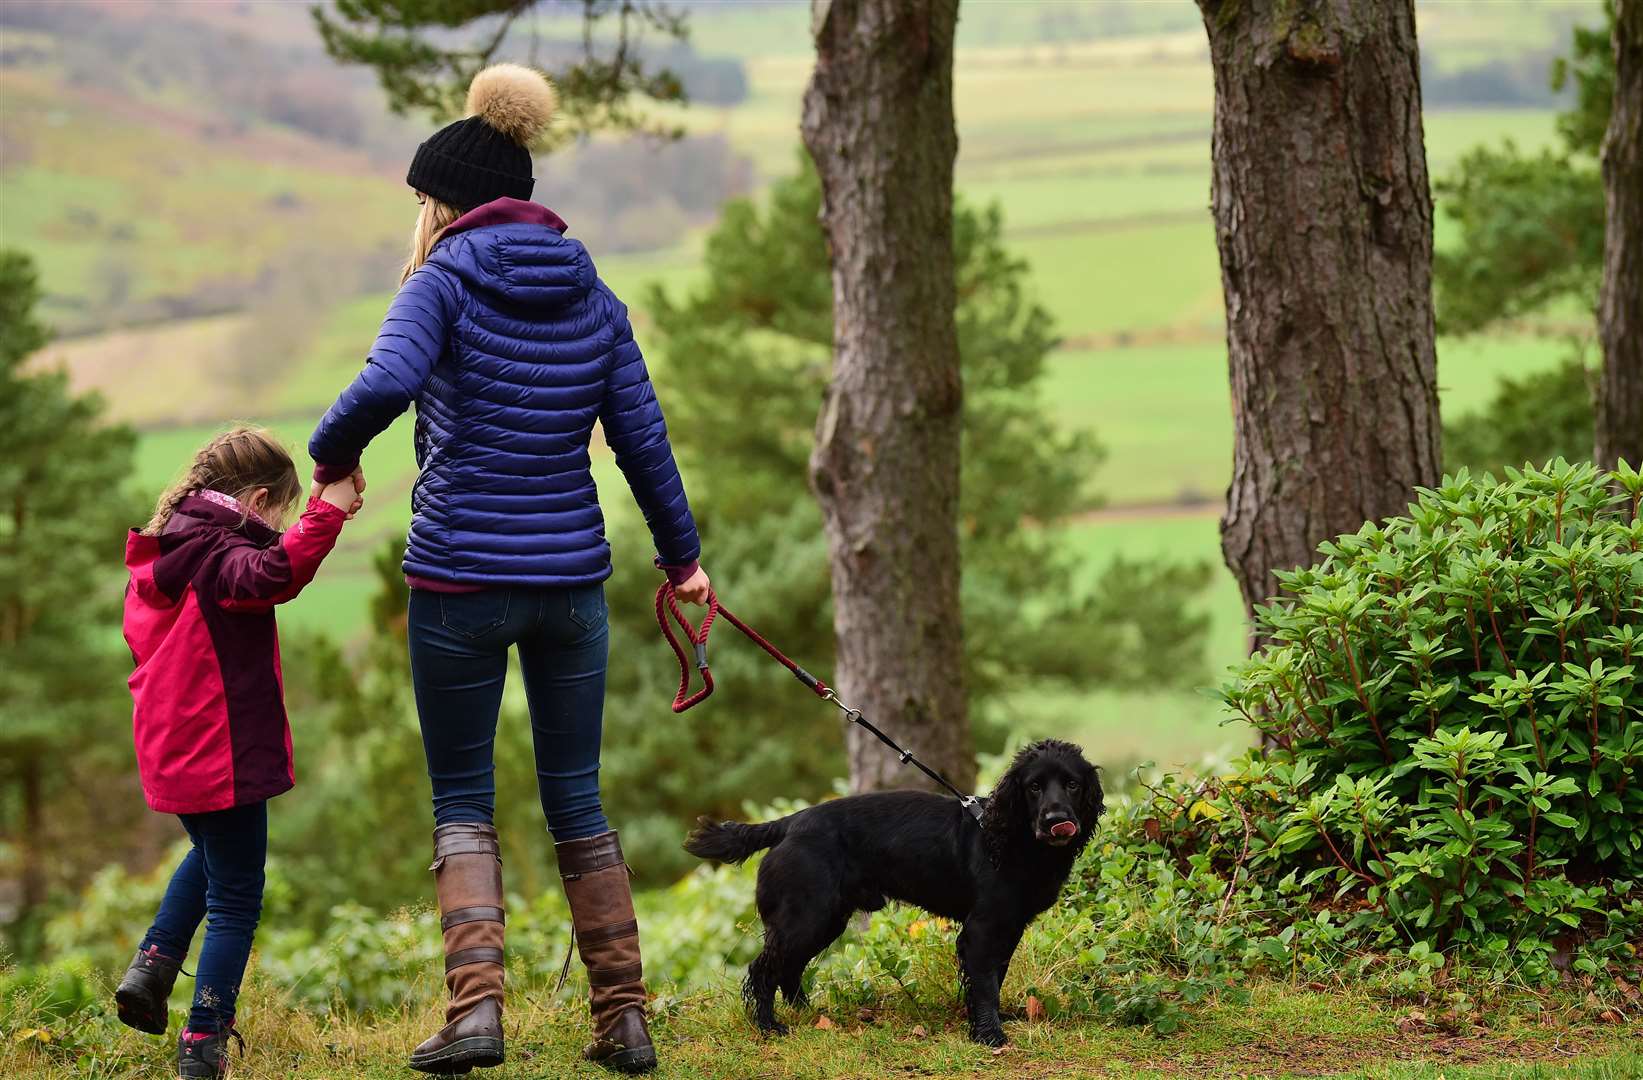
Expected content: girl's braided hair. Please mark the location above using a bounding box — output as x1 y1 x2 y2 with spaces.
142 426 303 536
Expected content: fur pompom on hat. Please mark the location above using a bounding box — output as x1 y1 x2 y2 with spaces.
406 64 559 211
466 63 558 144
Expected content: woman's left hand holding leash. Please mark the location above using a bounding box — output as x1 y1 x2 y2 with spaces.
675 566 712 605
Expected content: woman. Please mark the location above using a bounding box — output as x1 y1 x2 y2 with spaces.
308 64 707 1076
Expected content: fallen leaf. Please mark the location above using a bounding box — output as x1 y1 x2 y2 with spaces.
1025 995 1045 1022
857 1007 876 1023
911 1025 927 1038
991 1046 1008 1056
1600 1009 1623 1024
1307 981 1327 992
814 1016 835 1030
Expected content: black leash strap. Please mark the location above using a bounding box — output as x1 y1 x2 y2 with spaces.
821 689 984 822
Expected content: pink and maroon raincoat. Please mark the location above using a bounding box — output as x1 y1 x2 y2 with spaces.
123 494 344 814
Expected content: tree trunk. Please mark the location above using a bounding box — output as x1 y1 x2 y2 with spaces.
1198 0 1442 649
18 754 43 921
1598 0 1643 472
800 0 972 794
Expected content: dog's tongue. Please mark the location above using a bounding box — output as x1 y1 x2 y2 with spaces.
1049 821 1078 838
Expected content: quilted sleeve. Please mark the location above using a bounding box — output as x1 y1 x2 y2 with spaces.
308 266 456 481
597 285 701 567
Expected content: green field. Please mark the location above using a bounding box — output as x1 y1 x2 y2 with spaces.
0 70 407 333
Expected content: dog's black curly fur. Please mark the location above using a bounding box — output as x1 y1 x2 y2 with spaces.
683 739 1102 1046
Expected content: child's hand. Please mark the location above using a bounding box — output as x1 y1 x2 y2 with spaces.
319 478 363 517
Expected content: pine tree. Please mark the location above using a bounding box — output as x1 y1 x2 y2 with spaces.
312 0 690 145
0 250 143 945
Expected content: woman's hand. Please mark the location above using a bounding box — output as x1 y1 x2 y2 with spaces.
674 566 712 605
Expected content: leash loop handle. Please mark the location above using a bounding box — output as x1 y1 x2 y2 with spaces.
656 583 833 713
655 585 718 712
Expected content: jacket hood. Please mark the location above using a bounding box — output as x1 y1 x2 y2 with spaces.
125 495 276 573
125 529 160 575
430 197 594 313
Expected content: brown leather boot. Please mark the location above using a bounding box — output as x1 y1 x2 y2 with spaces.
410 823 506 1074
558 831 658 1074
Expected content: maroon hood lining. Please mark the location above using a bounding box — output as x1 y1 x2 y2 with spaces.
444 197 568 238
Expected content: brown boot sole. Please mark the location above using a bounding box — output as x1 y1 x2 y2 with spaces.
589 1044 658 1074
408 1035 505 1075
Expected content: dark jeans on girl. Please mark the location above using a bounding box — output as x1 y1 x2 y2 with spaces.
140 800 268 1033
407 584 611 842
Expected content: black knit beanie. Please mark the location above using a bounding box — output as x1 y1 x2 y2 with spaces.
406 64 558 211
407 117 534 210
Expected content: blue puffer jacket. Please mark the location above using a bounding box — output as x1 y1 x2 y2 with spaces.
309 198 699 587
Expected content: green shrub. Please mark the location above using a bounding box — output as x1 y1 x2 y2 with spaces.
1191 460 1643 959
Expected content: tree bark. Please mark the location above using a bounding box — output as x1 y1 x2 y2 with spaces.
18 754 43 921
1198 0 1442 647
801 0 972 794
1598 0 1643 472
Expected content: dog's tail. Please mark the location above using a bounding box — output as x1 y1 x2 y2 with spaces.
683 815 790 864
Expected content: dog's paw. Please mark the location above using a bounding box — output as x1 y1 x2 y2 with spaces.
757 1020 790 1038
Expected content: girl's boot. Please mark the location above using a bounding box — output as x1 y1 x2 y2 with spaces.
176 1026 243 1078
116 944 183 1034
557 831 658 1075
409 823 507 1074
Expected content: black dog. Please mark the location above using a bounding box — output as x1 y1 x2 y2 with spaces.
683 739 1102 1046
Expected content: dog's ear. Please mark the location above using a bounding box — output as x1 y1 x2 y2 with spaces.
981 748 1031 864
1077 760 1105 846
1079 761 1105 825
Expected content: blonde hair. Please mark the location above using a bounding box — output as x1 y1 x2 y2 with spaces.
401 194 462 285
143 426 303 536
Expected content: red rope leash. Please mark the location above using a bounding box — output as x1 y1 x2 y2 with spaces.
652 583 983 819
654 584 831 713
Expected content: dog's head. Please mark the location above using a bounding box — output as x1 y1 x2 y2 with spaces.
981 739 1102 862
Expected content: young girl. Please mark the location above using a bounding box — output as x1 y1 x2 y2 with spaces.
114 427 357 1078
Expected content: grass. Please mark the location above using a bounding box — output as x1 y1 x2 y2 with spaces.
1018 510 1249 772
5 973 1635 1079
1039 333 1575 507
1013 220 1223 341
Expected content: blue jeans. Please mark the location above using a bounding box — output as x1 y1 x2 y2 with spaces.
140 801 268 1033
407 585 611 842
